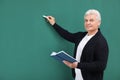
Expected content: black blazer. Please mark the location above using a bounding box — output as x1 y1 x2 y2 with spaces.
52 23 109 80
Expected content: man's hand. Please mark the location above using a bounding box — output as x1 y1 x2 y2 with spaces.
63 60 78 68
45 16 56 25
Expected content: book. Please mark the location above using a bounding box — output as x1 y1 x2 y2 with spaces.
50 51 77 63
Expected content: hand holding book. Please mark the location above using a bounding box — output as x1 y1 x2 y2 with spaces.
50 51 78 68
63 60 78 68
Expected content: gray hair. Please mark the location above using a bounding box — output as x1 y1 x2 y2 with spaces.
84 9 101 21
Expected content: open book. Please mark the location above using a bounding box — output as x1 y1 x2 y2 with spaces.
50 51 77 63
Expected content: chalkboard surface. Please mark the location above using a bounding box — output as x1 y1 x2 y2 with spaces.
0 0 120 80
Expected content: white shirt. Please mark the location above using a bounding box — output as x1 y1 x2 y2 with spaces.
75 34 94 80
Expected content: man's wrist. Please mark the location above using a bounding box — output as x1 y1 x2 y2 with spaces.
51 22 56 26
52 23 56 27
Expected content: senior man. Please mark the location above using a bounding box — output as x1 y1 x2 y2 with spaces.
44 9 109 80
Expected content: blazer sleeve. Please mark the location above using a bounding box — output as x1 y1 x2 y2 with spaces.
52 23 83 43
77 37 109 72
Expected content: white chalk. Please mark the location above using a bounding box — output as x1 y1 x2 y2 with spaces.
42 15 47 18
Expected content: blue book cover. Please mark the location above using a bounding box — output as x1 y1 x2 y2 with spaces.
50 51 77 63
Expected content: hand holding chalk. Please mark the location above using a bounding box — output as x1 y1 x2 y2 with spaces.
43 15 55 25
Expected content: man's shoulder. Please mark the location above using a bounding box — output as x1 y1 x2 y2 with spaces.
96 31 108 46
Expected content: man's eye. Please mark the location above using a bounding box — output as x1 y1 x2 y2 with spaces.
90 19 94 22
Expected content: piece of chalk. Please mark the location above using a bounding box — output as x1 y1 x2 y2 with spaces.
43 15 47 18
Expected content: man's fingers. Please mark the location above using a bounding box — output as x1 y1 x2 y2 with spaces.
63 60 72 67
43 16 55 25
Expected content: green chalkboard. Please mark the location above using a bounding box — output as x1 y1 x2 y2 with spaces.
0 0 120 80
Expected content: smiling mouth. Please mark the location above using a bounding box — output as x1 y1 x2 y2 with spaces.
86 26 92 28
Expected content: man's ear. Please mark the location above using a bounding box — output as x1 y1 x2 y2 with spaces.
98 20 101 27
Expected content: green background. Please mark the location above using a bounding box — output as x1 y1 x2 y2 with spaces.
0 0 120 80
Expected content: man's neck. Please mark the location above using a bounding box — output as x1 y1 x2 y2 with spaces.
87 29 98 36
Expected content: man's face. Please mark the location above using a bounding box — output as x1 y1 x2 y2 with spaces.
84 14 101 32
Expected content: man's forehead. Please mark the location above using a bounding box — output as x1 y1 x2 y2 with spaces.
84 14 97 19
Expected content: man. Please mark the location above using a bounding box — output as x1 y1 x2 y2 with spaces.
44 9 109 80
